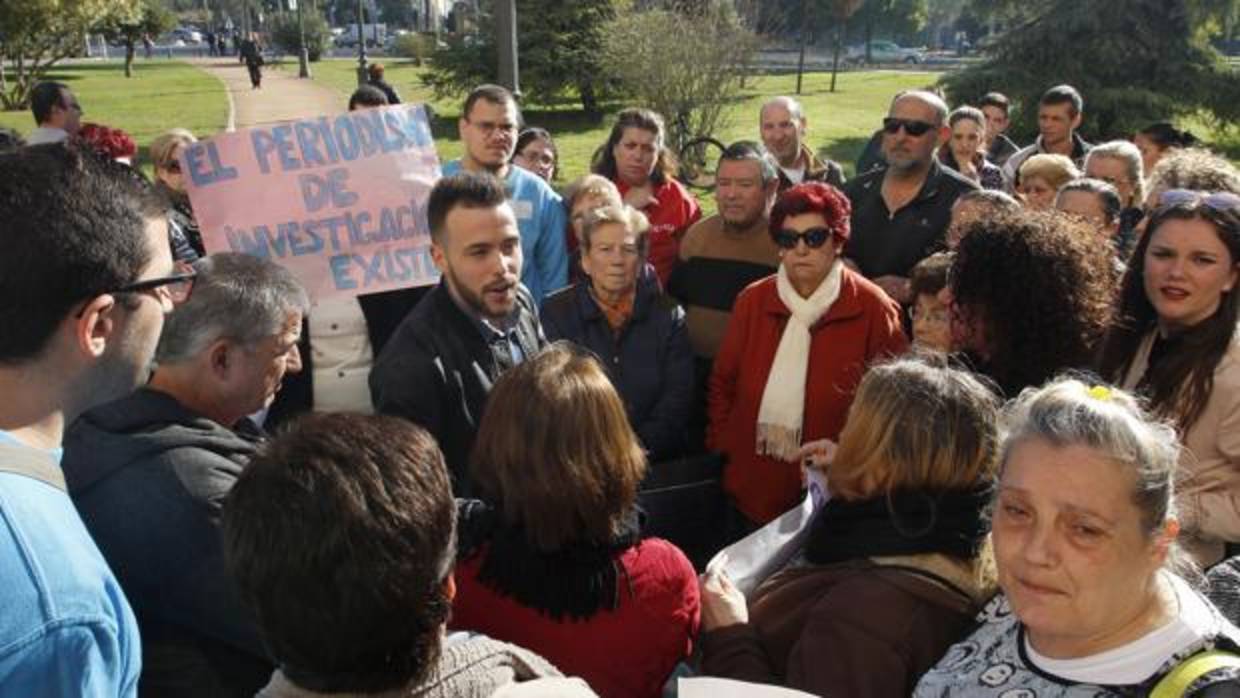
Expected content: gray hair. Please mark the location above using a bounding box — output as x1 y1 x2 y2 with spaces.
1148 147 1240 199
760 96 804 123
957 188 1021 211
719 140 778 186
1056 177 1122 224
579 204 650 257
156 253 309 365
1000 377 1180 541
1086 140 1146 206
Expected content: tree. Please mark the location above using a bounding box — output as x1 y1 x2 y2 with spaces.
942 0 1240 142
852 0 928 56
99 0 177 78
269 10 332 61
423 0 619 114
0 0 140 110
600 4 759 147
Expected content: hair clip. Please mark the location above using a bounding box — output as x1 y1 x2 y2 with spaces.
1086 385 1113 402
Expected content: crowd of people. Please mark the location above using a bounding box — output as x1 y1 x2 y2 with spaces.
3 71 1240 698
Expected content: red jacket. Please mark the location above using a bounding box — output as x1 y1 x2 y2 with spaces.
708 270 907 523
450 538 700 698
615 178 701 288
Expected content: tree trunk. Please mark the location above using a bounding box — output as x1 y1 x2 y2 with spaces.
125 41 136 77
830 17 846 92
578 80 600 116
795 0 810 95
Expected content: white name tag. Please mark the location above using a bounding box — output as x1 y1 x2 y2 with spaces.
511 200 534 220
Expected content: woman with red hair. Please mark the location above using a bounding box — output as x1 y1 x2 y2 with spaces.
708 182 906 529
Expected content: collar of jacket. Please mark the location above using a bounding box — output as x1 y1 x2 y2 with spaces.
429 279 540 361
760 266 864 325
1034 131 1091 161
798 143 829 178
572 271 659 326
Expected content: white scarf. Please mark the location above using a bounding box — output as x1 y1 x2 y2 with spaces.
756 260 843 461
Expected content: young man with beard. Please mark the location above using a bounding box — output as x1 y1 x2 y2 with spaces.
441 84 567 305
370 173 546 493
843 90 978 304
0 144 175 695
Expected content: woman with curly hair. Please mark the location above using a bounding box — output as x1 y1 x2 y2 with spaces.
1097 190 1240 566
708 182 906 529
948 209 1114 397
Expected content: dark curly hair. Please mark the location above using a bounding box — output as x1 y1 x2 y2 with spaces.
1097 202 1240 431
768 181 852 246
950 209 1115 396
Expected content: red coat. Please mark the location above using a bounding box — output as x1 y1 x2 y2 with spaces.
708 269 907 523
450 538 700 698
615 178 701 288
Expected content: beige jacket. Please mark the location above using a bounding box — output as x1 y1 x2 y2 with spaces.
1122 328 1240 565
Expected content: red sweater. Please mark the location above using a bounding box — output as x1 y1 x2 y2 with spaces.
615 178 701 288
450 538 700 698
707 270 907 523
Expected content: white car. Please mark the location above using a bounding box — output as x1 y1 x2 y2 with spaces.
846 40 926 64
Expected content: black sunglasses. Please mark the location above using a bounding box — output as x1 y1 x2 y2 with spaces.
75 261 197 318
882 117 934 137
774 227 832 250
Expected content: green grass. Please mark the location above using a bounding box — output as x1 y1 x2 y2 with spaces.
305 59 943 214
0 60 230 172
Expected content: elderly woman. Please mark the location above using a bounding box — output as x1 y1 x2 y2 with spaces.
150 128 204 260
542 204 693 461
592 108 701 287
914 379 1240 695
512 127 557 183
451 344 700 698
700 357 1000 696
708 182 906 527
1017 153 1081 209
1097 190 1240 566
937 106 1003 190
562 174 624 282
949 209 1114 397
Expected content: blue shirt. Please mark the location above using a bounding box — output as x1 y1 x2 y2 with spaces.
0 431 141 697
441 161 568 305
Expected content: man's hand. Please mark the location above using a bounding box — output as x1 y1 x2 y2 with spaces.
873 275 911 304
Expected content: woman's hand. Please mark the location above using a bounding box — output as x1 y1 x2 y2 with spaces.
699 568 748 631
797 438 837 471
624 184 657 210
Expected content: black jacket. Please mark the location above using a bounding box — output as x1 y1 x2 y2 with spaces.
62 388 272 697
369 281 545 493
541 275 694 461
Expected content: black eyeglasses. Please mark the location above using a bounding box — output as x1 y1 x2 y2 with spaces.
774 227 832 250
1157 189 1240 213
110 260 197 304
882 117 934 137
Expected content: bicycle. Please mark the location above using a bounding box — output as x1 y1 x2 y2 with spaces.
668 111 726 193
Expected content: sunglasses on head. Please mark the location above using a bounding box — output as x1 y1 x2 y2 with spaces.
774 227 832 250
882 117 935 137
1157 189 1240 213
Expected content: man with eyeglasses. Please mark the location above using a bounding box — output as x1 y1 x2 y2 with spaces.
26 81 83 145
0 143 173 695
843 90 978 304
62 253 308 697
441 84 567 305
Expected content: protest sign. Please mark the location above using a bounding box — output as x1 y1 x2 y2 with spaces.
183 103 441 301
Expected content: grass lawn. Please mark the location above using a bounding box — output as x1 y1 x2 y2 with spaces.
0 60 230 171
302 59 940 213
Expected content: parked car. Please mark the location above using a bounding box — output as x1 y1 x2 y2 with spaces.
171 27 203 44
846 40 927 64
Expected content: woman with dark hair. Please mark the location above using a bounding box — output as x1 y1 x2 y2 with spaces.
937 106 1002 190
1097 190 1240 566
542 204 693 461
512 127 557 183
591 108 701 287
451 344 700 698
1135 122 1198 176
948 209 1114 397
700 356 1000 697
708 182 906 528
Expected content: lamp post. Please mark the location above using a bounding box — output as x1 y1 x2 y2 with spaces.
293 0 310 78
356 0 369 87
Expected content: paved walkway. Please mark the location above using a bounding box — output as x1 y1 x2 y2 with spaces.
192 58 344 130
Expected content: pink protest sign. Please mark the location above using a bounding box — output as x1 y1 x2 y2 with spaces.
182 103 441 301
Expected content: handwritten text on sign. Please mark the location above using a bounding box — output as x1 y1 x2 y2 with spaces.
183 104 441 300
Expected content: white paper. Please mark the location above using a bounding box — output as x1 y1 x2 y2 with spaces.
678 677 817 697
704 467 830 598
